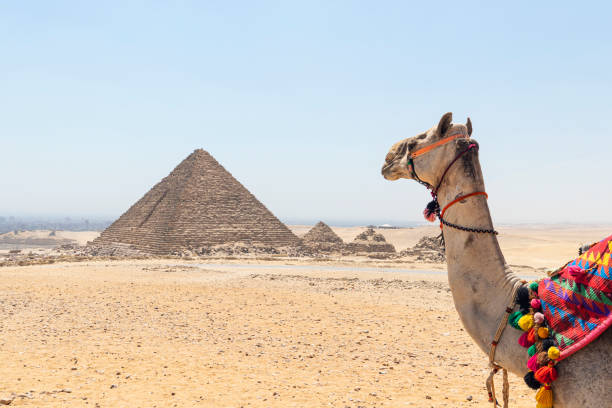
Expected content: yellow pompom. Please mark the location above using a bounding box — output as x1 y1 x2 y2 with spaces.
535 385 553 408
538 327 549 339
548 346 560 360
518 314 534 331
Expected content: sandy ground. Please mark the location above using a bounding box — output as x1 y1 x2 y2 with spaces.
1 260 537 408
1 225 611 407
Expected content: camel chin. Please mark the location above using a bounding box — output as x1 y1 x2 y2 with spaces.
381 171 400 181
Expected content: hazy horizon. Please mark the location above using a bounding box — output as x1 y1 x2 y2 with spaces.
2 2 611 225
4 213 612 232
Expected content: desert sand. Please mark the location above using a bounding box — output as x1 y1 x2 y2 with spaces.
1 225 610 407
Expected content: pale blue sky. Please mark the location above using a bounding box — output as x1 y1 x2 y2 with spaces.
1 1 611 225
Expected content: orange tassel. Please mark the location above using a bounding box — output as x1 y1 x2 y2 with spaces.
535 384 553 408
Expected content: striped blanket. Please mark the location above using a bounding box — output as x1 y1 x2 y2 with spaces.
539 234 612 360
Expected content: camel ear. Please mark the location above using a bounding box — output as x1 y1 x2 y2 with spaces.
437 112 452 136
466 117 473 136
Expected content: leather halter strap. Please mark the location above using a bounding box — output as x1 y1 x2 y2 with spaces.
407 133 472 191
440 192 489 219
408 131 497 235
409 132 469 159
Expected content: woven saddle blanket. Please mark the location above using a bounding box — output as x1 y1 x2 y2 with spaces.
539 234 612 360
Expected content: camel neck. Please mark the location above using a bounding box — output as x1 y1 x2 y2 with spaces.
434 153 523 366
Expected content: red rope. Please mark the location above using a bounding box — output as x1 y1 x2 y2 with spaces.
409 132 468 158
439 192 489 228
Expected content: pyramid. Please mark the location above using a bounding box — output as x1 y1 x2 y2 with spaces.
346 228 395 253
302 221 343 244
398 235 445 263
93 149 300 254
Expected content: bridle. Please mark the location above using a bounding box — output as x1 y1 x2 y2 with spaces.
406 131 498 236
408 131 510 407
406 130 515 407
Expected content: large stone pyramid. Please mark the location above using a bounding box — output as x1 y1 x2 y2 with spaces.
94 149 300 254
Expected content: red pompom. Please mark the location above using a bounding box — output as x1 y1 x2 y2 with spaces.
564 265 590 284
527 328 536 344
423 209 437 222
519 331 534 347
527 354 539 371
534 364 558 383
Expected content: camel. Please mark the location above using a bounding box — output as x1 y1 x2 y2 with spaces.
381 113 611 407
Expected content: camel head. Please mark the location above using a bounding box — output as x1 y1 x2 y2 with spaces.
381 112 474 185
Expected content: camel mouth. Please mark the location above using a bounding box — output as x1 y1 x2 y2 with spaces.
381 162 399 180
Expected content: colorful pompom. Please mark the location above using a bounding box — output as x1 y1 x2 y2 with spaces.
527 328 536 344
518 314 534 331
519 331 534 347
537 352 550 368
535 364 558 383
508 279 560 407
423 208 437 222
527 354 540 371
566 265 583 275
509 310 524 329
528 344 537 357
516 286 531 310
547 346 560 360
565 265 591 284
542 338 555 351
523 370 541 390
423 200 439 222
565 264 591 284
534 312 545 324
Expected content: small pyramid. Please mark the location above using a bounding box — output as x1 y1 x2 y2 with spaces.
93 149 300 254
347 228 395 253
398 235 445 263
302 221 343 244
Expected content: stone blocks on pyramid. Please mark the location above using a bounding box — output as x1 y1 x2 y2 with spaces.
93 149 300 254
346 228 396 254
302 221 344 253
